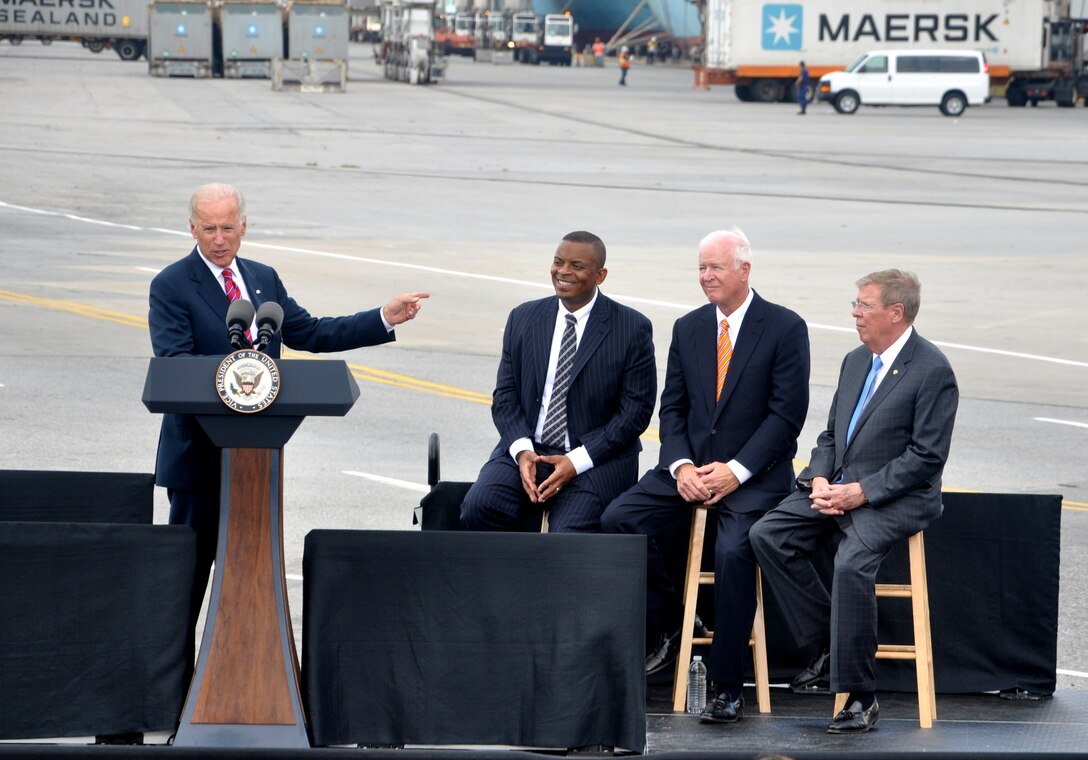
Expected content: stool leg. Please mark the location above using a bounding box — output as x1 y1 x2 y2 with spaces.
672 508 708 712
751 565 771 713
833 692 848 715
909 532 936 727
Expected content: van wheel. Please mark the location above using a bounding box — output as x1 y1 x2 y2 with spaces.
833 90 859 114
940 91 967 116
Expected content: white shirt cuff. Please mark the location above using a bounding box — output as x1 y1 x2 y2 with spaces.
726 459 753 484
566 446 593 475
509 438 534 463
668 459 694 478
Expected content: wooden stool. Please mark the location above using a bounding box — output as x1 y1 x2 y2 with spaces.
833 530 936 728
671 504 770 713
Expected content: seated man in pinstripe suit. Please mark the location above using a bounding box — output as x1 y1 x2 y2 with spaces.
460 231 657 534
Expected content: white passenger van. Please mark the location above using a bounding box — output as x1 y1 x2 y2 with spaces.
818 50 990 116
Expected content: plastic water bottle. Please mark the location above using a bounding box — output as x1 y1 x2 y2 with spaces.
686 655 707 714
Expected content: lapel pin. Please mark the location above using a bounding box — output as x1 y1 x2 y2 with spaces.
255 289 261 295
892 369 899 376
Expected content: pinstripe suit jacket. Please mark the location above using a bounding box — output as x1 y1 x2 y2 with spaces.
149 247 393 488
488 291 657 504
797 329 959 552
651 291 811 513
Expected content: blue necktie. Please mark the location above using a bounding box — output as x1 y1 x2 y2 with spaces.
846 355 883 445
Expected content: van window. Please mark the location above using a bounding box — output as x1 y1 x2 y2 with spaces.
897 55 981 74
844 53 868 73
858 55 888 73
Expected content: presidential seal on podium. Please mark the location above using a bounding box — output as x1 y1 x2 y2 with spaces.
216 350 281 413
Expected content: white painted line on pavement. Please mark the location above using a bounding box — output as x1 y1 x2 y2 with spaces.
1057 668 1088 678
292 471 430 581
934 342 1088 368
342 470 430 493
1034 417 1088 430
282 472 431 581
5 199 1088 368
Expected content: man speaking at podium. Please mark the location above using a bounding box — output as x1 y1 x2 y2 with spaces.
149 183 429 665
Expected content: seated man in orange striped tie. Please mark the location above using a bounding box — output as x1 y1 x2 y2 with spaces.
601 228 810 724
148 182 429 675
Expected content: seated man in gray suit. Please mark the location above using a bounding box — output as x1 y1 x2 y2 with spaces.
750 269 959 735
460 231 657 533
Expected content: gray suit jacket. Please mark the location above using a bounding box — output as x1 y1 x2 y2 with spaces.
796 329 959 552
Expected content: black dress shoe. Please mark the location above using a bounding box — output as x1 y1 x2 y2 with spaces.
645 614 709 675
790 648 831 693
645 631 679 675
699 692 744 723
827 697 879 734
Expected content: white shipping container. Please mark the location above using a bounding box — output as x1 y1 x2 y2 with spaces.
0 0 149 38
704 0 1049 75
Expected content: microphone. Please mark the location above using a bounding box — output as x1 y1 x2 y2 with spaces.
226 299 255 350
254 301 284 353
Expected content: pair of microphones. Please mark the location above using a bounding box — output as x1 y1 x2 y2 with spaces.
226 299 284 353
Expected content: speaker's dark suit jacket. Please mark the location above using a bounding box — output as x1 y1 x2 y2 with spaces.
602 290 810 684
750 328 958 691
148 247 393 488
462 291 656 533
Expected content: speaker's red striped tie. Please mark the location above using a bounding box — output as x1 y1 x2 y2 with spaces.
223 267 252 344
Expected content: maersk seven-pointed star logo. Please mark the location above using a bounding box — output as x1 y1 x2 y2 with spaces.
762 4 803 50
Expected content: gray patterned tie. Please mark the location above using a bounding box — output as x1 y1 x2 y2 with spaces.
541 314 577 449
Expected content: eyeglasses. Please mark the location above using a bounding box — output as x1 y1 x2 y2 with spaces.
851 300 879 313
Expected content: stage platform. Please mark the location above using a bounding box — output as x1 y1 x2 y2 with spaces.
2 686 1085 758
643 683 1088 756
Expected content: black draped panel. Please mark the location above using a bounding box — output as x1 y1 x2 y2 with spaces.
0 470 154 524
873 491 1061 694
302 530 647 752
416 486 1062 696
0 522 195 739
754 492 1061 694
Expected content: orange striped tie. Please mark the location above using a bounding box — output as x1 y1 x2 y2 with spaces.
715 319 732 401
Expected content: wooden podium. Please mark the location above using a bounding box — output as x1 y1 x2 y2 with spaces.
142 356 360 748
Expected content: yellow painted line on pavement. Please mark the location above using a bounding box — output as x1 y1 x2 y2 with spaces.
5 289 1086 511
0 289 148 329
346 361 493 405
